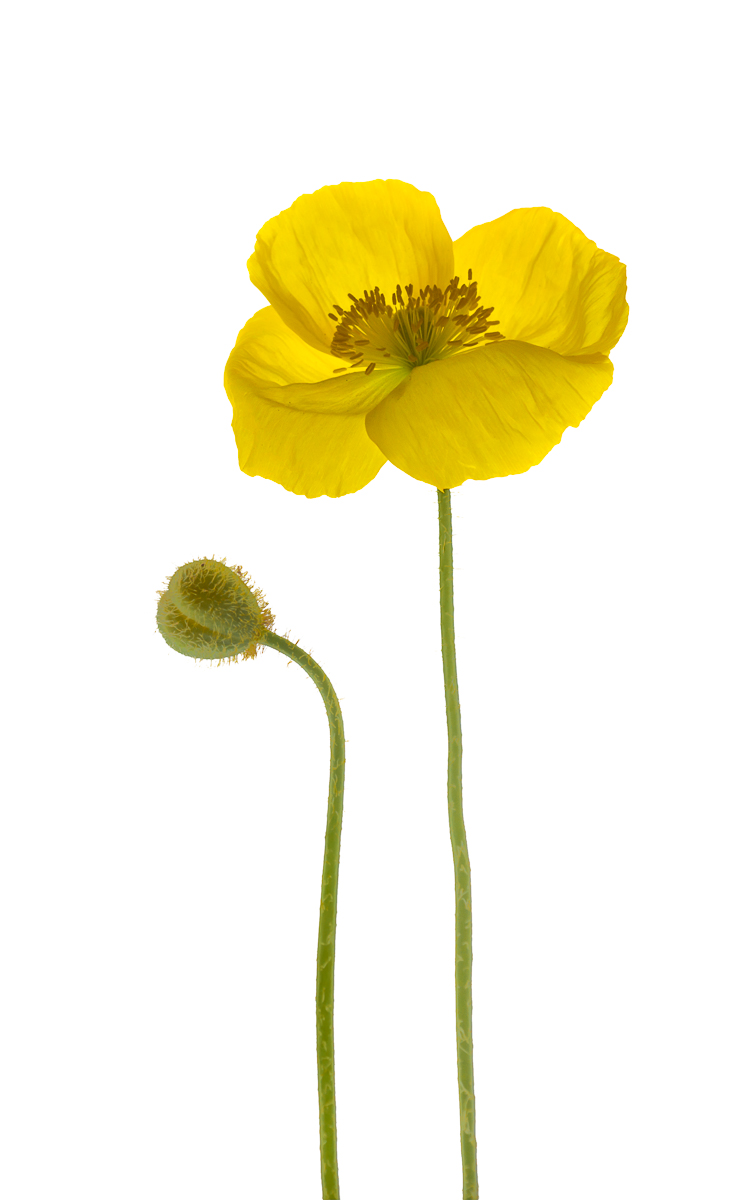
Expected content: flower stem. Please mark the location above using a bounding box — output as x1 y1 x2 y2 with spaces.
437 488 478 1199
259 629 345 1200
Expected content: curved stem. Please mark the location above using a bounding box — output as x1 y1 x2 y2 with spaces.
258 629 345 1200
437 488 478 1199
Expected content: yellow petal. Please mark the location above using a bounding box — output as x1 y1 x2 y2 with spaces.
453 208 628 356
226 305 408 413
230 397 386 499
248 179 454 355
365 340 614 489
225 306 405 498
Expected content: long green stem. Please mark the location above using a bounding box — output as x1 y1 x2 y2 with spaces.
437 488 478 1198
259 629 345 1200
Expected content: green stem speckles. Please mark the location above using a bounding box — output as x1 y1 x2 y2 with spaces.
437 488 478 1199
259 630 345 1200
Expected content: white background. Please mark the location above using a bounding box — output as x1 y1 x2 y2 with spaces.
2 2 747 1198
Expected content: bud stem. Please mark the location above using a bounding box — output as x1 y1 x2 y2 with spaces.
259 629 345 1200
437 488 478 1198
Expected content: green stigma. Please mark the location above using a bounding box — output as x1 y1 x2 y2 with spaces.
156 557 274 662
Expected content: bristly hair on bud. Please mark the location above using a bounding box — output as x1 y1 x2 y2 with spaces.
156 556 274 663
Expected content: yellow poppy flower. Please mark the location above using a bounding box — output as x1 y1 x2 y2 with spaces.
225 180 628 499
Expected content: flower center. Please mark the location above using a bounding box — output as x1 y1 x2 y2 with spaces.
327 271 505 375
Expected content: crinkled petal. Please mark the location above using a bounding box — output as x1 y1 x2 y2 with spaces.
248 179 454 354
225 306 408 414
225 306 403 498
453 208 628 356
230 397 386 499
365 340 614 489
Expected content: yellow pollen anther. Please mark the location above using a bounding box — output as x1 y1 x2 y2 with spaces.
328 274 504 372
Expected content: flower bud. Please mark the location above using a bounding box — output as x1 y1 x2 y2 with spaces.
157 557 274 662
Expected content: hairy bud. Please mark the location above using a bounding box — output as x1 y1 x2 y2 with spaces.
157 557 274 662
